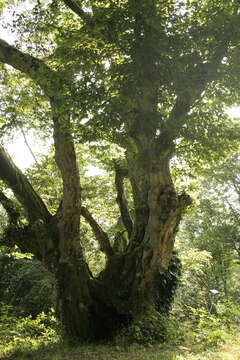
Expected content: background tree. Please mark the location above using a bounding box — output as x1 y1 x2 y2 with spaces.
0 0 240 341
176 155 240 314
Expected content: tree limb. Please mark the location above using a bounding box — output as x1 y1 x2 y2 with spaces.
62 0 92 24
0 144 51 222
0 40 80 212
0 38 58 96
0 39 84 263
81 206 114 258
114 163 133 239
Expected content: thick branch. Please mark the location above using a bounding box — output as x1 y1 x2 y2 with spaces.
0 191 20 224
3 221 55 267
0 39 58 96
81 206 114 257
0 145 51 222
62 0 92 23
114 163 133 239
0 39 83 257
0 41 80 211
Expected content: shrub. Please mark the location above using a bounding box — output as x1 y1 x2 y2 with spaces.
0 302 59 358
0 250 56 317
216 300 240 325
182 307 226 348
115 310 167 346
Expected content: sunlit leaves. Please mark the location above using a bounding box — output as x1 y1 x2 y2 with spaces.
0 68 52 143
1 0 240 199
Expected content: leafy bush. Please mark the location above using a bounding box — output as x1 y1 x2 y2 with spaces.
0 302 59 358
115 310 167 346
216 300 240 325
175 248 214 313
0 249 56 317
181 307 226 348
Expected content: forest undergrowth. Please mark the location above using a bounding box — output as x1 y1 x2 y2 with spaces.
0 303 239 360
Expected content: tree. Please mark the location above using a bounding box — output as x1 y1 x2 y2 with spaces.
176 156 240 312
0 0 240 341
177 204 237 313
197 154 240 262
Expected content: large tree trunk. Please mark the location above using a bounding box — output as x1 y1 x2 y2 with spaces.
51 146 186 341
53 249 181 341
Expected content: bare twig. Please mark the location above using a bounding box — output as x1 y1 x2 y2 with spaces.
20 127 40 166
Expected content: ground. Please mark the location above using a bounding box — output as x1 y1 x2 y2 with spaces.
1 332 240 360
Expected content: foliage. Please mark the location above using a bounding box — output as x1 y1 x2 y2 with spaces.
0 248 56 317
0 205 8 235
1 302 240 360
115 310 166 346
182 307 226 348
175 154 240 315
0 302 59 359
175 247 216 312
216 300 240 326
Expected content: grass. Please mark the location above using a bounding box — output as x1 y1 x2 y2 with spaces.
1 330 240 360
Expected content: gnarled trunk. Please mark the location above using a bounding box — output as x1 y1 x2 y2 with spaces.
53 249 181 341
